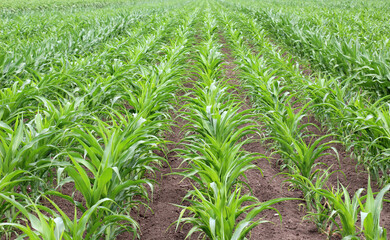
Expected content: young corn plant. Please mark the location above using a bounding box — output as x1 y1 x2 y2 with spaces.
0 170 40 237
64 115 160 200
0 80 35 122
312 178 390 239
358 179 390 240
314 185 362 238
32 96 89 130
347 102 390 184
175 182 292 240
284 168 340 234
180 110 259 192
271 132 339 179
0 118 61 185
195 40 224 86
0 193 67 240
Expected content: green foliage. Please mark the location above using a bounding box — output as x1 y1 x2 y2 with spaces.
311 179 390 239
175 183 294 240
359 179 390 240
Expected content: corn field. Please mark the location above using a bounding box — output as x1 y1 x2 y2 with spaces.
0 0 389 239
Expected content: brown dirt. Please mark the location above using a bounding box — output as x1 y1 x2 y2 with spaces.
41 182 85 219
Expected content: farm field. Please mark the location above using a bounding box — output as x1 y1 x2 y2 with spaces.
0 0 389 239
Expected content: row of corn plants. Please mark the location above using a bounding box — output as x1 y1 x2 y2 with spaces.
215 4 390 239
173 5 292 239
0 4 197 239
